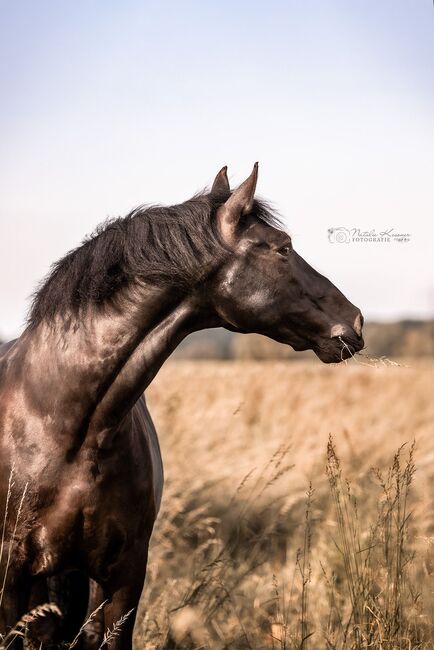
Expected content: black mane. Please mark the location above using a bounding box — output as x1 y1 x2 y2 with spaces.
28 192 281 327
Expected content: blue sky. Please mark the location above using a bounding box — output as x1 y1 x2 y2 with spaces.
0 1 433 338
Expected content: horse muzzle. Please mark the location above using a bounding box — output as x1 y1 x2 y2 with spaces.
314 331 364 364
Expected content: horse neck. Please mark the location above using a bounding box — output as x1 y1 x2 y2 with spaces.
19 284 215 437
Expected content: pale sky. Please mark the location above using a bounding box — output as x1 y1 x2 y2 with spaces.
1 1 433 339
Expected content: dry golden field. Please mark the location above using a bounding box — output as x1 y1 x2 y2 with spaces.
135 358 434 649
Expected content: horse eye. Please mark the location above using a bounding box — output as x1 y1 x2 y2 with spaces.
278 244 291 257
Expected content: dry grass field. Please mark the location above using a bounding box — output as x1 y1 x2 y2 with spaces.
135 358 434 649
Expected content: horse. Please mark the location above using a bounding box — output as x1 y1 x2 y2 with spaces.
0 164 364 648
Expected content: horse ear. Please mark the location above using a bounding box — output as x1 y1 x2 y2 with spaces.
211 166 230 196
217 163 258 242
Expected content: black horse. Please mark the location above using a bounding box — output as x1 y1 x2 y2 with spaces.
0 164 363 648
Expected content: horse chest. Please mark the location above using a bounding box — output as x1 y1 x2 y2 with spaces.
29 434 156 579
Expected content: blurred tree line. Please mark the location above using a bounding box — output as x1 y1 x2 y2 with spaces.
174 320 434 360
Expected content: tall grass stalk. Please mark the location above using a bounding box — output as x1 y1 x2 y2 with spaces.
326 436 419 649
0 468 14 577
0 480 28 608
298 483 313 649
69 599 108 649
0 602 61 650
98 608 135 649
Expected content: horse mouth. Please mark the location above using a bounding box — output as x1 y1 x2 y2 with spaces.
314 335 364 364
277 329 364 363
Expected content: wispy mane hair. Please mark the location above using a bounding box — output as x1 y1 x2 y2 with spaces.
28 192 281 327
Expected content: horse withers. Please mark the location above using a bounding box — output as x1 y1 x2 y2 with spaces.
0 164 363 648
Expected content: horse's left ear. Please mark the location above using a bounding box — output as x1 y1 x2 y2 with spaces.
217 162 258 242
211 166 230 196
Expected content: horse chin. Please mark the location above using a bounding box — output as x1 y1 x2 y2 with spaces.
289 341 311 353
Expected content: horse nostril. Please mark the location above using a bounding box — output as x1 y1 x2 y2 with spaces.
330 324 346 338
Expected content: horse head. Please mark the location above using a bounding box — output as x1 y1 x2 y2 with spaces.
206 164 364 363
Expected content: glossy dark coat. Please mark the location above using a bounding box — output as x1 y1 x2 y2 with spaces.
0 165 363 648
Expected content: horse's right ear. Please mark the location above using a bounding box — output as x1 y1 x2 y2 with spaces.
216 163 258 243
211 166 230 196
